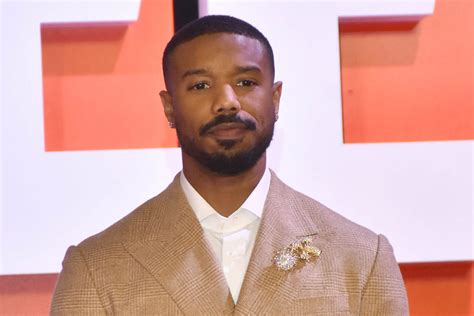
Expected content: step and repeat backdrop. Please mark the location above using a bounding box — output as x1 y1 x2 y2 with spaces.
1 0 472 275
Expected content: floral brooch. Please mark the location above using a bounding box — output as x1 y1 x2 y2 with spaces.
273 236 321 271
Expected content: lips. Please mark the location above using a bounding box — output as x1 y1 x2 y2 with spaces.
206 122 249 139
199 114 257 136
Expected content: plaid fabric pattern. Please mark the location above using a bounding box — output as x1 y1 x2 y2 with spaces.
51 172 408 315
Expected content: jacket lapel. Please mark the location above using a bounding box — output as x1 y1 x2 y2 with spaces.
123 176 234 314
235 172 331 314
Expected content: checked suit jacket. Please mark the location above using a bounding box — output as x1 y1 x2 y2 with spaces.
51 172 408 315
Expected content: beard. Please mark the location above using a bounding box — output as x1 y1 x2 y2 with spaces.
176 114 275 176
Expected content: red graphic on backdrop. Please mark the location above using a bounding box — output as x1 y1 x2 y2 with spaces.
340 0 473 143
42 0 177 151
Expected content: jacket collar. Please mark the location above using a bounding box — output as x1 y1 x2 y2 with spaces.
235 171 330 314
123 175 234 314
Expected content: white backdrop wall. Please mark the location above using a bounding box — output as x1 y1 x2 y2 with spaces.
1 0 472 274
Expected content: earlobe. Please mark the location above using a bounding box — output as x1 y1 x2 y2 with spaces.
272 81 283 119
159 90 175 128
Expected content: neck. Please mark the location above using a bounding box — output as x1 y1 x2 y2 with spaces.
182 153 266 217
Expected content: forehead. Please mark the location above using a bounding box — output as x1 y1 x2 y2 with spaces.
167 33 271 80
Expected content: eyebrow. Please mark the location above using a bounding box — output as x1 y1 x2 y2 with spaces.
181 68 209 79
235 65 262 74
181 65 263 79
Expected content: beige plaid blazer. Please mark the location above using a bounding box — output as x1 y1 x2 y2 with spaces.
51 172 408 315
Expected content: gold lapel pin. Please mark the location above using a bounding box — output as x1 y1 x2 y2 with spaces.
273 236 321 271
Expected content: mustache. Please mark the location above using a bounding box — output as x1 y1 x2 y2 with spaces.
199 114 256 135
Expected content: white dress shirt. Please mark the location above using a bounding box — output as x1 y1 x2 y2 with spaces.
180 169 271 303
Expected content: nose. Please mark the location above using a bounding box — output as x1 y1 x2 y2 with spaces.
212 84 241 115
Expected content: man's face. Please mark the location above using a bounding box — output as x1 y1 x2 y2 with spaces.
160 33 282 175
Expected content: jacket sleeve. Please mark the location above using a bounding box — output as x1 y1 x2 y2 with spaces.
359 235 409 315
50 246 107 315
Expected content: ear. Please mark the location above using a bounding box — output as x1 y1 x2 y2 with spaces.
272 81 283 119
159 90 175 127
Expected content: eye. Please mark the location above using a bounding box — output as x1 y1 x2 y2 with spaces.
191 82 210 90
236 79 256 87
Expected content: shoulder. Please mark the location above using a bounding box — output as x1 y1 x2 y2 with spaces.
269 172 402 281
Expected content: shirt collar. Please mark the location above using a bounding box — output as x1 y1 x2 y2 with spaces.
180 168 271 222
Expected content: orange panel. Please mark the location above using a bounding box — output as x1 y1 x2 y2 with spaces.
340 0 474 143
400 261 473 315
42 0 178 151
0 274 57 315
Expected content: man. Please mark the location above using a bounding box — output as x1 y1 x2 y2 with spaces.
51 15 408 315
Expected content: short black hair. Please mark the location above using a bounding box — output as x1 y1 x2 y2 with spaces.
162 15 275 90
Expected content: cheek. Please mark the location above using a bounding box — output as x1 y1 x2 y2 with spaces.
173 105 211 137
241 93 276 121
175 90 212 113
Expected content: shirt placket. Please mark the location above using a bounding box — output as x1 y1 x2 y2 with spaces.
222 214 252 302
